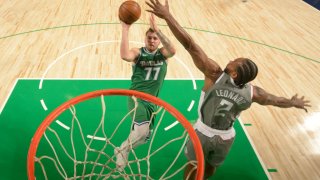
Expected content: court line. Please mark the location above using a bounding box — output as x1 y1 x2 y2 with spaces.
187 100 195 112
165 99 195 131
55 120 70 130
87 135 106 141
38 40 197 90
39 40 120 89
0 22 318 64
173 56 197 90
180 25 320 64
164 121 179 131
0 78 18 115
238 117 272 180
40 99 48 111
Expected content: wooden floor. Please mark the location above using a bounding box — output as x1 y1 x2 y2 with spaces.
0 0 319 179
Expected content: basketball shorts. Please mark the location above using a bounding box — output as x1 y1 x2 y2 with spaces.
128 97 157 127
184 129 235 167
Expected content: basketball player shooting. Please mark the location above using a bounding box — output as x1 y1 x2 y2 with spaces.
146 0 311 179
114 13 176 171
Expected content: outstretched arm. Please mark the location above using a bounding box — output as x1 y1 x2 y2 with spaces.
150 14 176 58
252 86 311 112
120 21 140 62
146 0 222 80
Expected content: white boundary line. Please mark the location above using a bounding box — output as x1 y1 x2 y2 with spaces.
0 78 19 114
87 135 106 141
187 100 195 112
164 121 179 131
238 117 272 180
38 40 198 90
55 120 70 130
173 56 197 90
40 99 48 111
39 40 119 89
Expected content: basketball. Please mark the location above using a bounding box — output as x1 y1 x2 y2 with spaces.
119 0 141 24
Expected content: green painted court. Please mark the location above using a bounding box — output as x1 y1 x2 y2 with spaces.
0 79 269 179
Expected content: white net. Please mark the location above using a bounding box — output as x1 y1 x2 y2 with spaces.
33 94 198 180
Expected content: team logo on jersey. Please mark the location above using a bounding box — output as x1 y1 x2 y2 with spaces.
139 60 163 67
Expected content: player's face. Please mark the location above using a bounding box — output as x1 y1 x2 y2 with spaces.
225 58 246 78
145 32 160 52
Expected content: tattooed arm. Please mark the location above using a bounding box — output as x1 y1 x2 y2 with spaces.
146 0 223 89
252 86 311 112
150 14 176 58
156 30 176 58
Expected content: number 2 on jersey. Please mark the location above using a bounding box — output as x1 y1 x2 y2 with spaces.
215 99 233 117
144 67 160 80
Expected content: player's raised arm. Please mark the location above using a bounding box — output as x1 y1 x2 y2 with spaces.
149 14 176 58
252 85 311 112
120 21 140 62
146 0 222 80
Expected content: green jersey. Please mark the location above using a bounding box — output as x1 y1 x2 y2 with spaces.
130 47 168 97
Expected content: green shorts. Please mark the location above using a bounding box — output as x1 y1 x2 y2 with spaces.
184 130 235 167
128 97 157 126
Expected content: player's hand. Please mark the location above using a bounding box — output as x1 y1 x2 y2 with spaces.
121 21 131 30
149 14 159 32
146 0 170 19
291 94 311 112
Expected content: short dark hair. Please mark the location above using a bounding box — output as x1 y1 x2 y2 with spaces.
234 58 258 88
145 28 155 36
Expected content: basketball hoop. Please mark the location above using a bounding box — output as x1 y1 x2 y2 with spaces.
27 89 204 179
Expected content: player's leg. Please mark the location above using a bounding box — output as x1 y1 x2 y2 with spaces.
205 135 235 178
115 122 150 170
184 128 235 179
204 162 217 179
115 99 154 170
184 163 196 180
184 130 207 179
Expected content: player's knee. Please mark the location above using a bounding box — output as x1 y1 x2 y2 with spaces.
131 123 150 142
137 127 150 141
204 163 217 178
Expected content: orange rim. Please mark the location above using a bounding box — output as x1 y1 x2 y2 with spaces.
27 89 204 179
